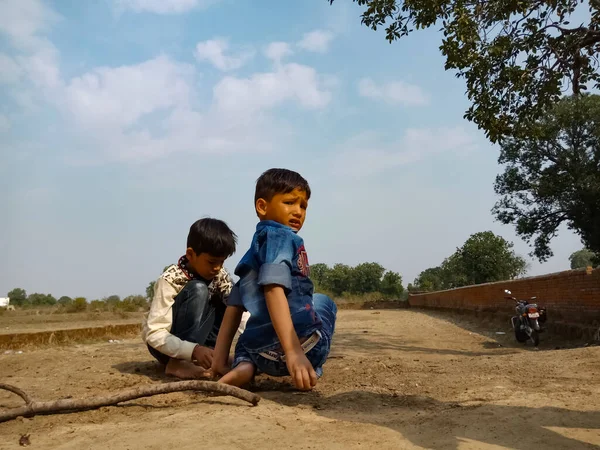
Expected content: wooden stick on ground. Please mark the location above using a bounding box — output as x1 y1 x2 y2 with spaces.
0 381 260 423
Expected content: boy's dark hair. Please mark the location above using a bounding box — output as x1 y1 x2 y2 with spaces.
187 218 237 257
254 168 311 203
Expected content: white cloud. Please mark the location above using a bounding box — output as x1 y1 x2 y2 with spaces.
0 53 23 84
57 56 214 162
113 0 216 14
58 56 333 162
63 55 194 129
57 56 328 163
0 115 11 133
0 1 333 163
65 106 279 165
333 127 477 177
194 38 254 71
16 45 61 89
0 0 61 90
214 63 332 114
10 90 38 112
358 78 430 107
297 30 335 53
0 0 60 49
264 42 293 63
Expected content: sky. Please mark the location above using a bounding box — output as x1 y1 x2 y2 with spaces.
0 0 584 300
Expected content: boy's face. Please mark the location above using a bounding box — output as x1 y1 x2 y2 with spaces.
256 188 308 232
185 249 226 280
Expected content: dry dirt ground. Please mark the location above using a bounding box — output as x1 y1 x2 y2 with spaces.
1 309 599 450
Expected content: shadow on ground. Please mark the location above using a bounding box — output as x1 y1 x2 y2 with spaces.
112 360 167 381
262 389 600 450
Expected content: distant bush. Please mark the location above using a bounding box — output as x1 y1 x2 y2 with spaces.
5 291 151 315
67 297 88 313
57 296 73 306
89 300 107 312
118 295 148 312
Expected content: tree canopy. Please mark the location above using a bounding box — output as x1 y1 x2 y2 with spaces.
410 231 527 291
313 262 404 298
569 248 598 269
328 0 600 143
57 296 73 306
146 281 156 300
409 267 445 292
458 231 528 285
493 94 600 261
22 293 57 306
7 288 27 306
146 265 172 300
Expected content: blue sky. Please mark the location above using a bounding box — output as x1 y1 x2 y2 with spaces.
0 0 583 300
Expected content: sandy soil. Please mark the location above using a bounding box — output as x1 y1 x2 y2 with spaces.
0 309 599 449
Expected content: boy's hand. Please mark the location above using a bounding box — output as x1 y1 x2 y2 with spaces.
192 345 214 369
285 350 317 391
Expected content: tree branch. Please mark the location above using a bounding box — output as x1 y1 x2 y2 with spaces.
0 381 260 423
581 30 600 47
0 383 32 405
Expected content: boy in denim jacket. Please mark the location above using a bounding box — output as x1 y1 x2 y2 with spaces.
211 168 337 391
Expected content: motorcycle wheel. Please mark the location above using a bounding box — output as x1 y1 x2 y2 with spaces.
529 329 540 346
514 327 528 343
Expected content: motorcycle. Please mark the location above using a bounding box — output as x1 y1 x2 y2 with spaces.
504 289 547 346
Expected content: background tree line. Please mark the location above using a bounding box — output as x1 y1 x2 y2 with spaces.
5 288 147 313
310 262 404 299
7 241 595 310
145 262 405 301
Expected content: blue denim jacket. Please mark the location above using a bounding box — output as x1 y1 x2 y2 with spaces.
227 220 322 352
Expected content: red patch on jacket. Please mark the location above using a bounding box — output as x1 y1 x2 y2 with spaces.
297 245 310 277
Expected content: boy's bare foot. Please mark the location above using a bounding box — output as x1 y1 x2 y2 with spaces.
165 358 212 379
218 361 255 387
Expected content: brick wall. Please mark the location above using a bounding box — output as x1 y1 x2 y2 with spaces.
408 268 600 326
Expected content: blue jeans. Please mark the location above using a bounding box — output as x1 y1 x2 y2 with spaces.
232 294 337 377
148 280 225 364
